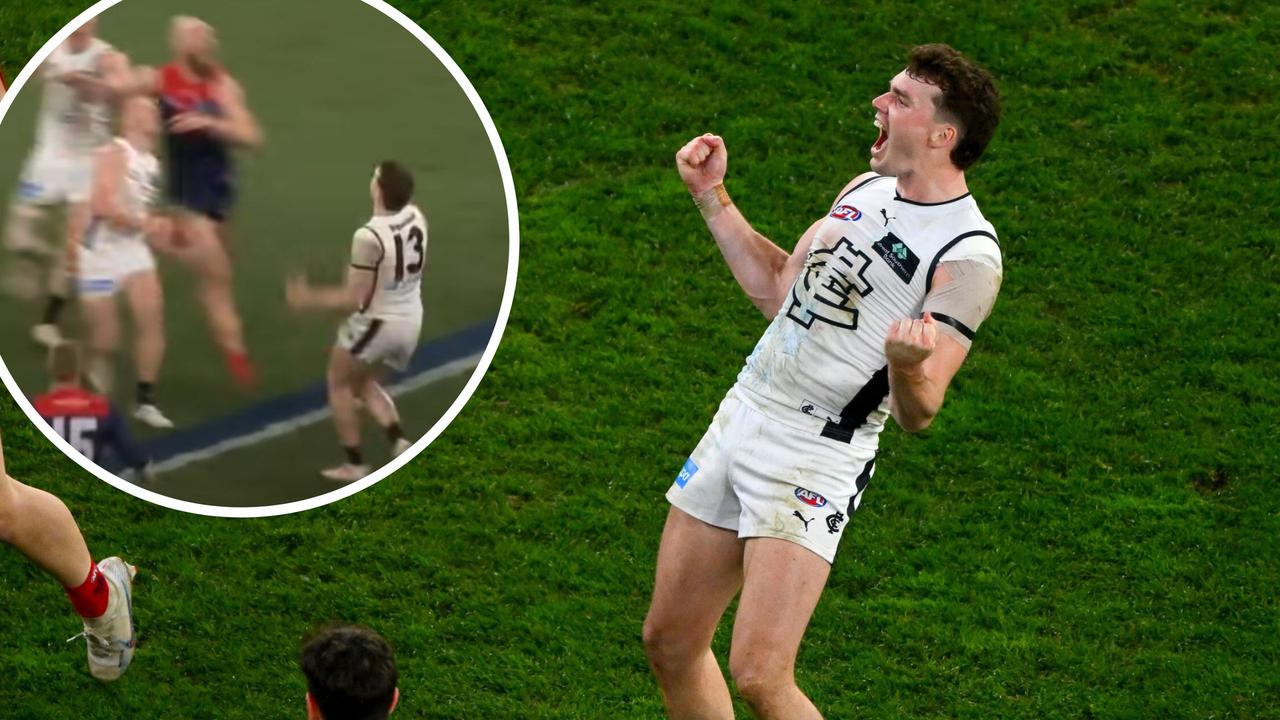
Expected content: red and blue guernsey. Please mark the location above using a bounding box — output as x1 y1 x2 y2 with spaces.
33 387 150 471
159 63 235 221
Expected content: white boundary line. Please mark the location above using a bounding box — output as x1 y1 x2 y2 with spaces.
151 353 482 474
0 0 520 518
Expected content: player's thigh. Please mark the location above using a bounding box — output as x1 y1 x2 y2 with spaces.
327 344 373 392
65 201 90 245
645 506 745 650
728 537 832 679
122 269 164 327
79 292 120 346
178 213 232 280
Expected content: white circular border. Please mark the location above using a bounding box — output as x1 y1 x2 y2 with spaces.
0 0 520 518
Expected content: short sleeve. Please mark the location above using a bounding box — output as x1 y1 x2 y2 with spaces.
922 259 1002 349
350 227 383 270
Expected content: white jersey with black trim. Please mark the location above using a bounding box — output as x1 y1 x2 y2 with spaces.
354 204 427 320
85 138 160 248
35 38 115 155
733 174 1001 450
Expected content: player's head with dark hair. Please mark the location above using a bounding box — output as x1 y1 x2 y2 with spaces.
870 44 1000 176
905 44 1001 170
301 625 399 720
371 161 414 213
48 341 82 385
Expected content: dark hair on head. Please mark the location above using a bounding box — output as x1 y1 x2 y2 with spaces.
906 44 1001 170
375 161 414 212
301 625 398 720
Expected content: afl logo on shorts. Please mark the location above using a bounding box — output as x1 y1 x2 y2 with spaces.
794 487 828 508
829 205 862 221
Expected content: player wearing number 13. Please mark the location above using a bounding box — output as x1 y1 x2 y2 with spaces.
287 161 424 482
644 45 1003 719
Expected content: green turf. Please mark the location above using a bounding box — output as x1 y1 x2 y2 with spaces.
0 0 508 503
2 0 1279 718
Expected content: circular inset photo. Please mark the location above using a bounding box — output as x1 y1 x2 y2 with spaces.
0 0 518 515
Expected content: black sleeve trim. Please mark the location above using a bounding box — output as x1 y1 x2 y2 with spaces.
925 229 999 293
928 312 975 340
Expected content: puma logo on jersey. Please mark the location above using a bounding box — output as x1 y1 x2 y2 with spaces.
785 237 874 330
880 208 895 226
871 233 920 284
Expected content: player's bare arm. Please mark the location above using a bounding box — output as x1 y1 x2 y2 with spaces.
886 257 1001 432
679 134 877 318
286 226 380 313
170 75 262 147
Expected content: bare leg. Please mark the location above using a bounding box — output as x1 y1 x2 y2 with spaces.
0 435 92 587
358 376 400 430
327 346 368 450
643 507 744 720
179 214 246 355
4 203 48 300
728 538 831 720
79 293 121 394
123 270 165 384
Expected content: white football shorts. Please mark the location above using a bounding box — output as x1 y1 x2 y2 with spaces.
17 144 94 206
78 235 156 298
666 387 878 564
337 314 421 372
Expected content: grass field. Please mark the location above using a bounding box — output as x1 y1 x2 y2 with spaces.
2 0 1279 718
0 0 509 505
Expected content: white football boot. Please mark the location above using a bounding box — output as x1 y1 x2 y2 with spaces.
77 557 137 682
133 404 174 429
32 323 63 348
320 463 369 483
391 438 413 458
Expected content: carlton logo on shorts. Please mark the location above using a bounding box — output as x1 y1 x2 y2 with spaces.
829 204 862 221
794 487 827 508
675 458 698 488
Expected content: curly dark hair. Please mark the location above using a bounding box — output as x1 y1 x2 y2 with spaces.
906 44 1001 170
301 625 398 720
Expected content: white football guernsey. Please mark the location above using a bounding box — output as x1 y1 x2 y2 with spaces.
734 174 1001 449
353 204 427 321
35 38 115 155
84 138 160 249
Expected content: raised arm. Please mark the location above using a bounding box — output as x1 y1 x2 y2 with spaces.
677 134 876 319
885 255 1002 432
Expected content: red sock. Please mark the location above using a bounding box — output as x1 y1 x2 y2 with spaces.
65 562 110 619
225 350 257 387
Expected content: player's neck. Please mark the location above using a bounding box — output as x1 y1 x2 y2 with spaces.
893 164 969 204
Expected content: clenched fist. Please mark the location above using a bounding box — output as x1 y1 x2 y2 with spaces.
675 133 728 195
885 312 938 367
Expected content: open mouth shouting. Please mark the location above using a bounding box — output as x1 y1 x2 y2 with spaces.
871 115 889 157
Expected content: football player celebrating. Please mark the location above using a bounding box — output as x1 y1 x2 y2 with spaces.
80 95 174 428
644 45 1003 719
0 430 137 681
286 162 422 482
3 19 147 347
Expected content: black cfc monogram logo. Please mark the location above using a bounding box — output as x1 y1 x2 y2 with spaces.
785 237 874 330
825 510 846 534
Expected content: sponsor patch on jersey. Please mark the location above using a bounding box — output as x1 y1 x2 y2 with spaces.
794 487 828 508
829 204 862 221
871 232 920 284
675 458 698 488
